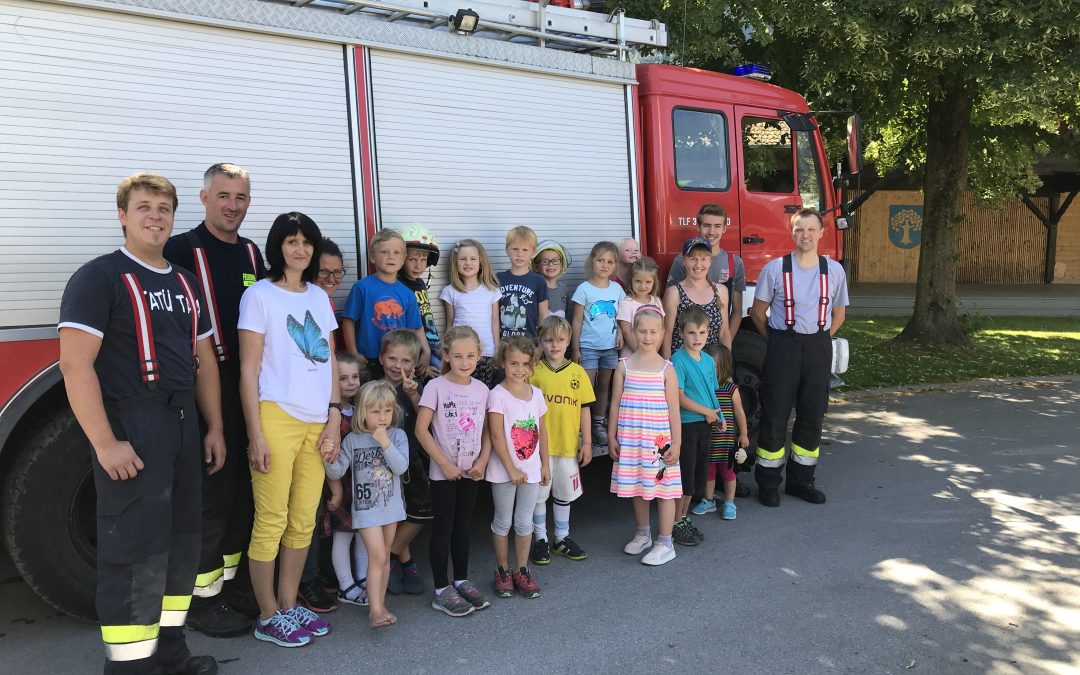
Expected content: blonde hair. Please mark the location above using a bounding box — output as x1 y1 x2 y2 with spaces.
496 335 538 369
448 239 498 291
631 304 665 330
116 173 177 211
627 257 661 298
585 241 618 279
537 315 571 341
380 329 422 361
352 380 402 434
713 343 734 383
440 326 483 374
369 228 405 257
505 226 538 251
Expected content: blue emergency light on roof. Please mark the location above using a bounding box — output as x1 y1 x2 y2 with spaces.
732 63 772 82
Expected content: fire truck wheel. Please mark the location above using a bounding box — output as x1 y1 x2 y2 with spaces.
734 366 761 472
732 328 766 374
2 408 97 620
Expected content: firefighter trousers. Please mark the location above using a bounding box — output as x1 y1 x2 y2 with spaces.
193 364 253 598
95 390 201 674
754 328 831 491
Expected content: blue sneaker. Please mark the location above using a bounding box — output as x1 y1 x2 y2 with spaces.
690 498 716 515
285 603 331 637
254 611 312 648
721 500 737 520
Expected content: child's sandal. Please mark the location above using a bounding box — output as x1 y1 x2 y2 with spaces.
337 583 369 606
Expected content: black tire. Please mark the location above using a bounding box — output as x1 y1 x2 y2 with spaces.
734 365 761 473
1 408 97 620
732 328 767 375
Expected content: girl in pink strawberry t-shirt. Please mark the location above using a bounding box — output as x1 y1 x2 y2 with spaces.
486 336 550 599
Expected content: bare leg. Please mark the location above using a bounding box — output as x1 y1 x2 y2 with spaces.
704 478 717 501
276 545 308 610
722 478 736 501
593 367 613 424
514 533 532 571
390 522 425 559
249 558 278 620
492 532 510 570
359 524 397 627
675 495 689 520
656 498 676 537
631 496 650 528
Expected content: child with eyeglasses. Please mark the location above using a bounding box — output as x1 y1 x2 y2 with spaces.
532 241 572 319
608 305 682 567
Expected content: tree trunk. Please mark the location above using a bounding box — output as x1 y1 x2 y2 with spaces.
898 82 970 345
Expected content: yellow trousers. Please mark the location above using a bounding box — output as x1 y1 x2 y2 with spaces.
248 402 326 561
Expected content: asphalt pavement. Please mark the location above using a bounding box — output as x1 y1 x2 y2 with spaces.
2 378 1078 674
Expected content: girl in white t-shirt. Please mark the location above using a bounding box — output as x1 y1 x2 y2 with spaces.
486 336 549 600
439 238 501 387
617 257 665 359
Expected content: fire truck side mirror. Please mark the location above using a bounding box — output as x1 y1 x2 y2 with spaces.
846 113 863 175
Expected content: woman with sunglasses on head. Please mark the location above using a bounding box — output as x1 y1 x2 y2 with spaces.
608 305 682 567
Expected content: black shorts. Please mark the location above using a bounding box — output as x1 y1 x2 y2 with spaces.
680 421 711 497
403 450 433 523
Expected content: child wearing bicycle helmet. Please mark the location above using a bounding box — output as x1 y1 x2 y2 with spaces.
399 223 442 379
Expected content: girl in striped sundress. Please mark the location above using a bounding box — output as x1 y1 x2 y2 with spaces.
608 305 683 566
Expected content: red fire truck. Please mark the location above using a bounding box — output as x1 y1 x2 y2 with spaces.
0 0 858 617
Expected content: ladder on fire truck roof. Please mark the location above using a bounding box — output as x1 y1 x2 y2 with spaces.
261 0 667 56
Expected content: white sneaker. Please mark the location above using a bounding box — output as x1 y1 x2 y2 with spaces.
623 533 652 555
641 542 676 566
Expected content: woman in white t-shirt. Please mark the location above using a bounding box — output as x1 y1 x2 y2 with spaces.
238 212 342 648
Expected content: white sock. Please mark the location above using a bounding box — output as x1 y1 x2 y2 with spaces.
553 502 571 541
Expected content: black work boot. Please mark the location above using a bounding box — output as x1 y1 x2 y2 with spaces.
186 598 252 638
163 655 218 675
757 487 781 507
785 483 826 504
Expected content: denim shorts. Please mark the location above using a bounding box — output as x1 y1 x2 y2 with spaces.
580 347 618 370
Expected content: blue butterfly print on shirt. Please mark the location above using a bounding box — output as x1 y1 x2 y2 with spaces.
286 310 330 364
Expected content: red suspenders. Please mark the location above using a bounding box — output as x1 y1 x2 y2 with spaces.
124 270 200 388
122 273 160 385
244 242 258 274
185 230 260 362
781 254 830 330
175 273 200 372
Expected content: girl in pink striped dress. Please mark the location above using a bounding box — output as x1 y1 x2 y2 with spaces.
608 305 682 566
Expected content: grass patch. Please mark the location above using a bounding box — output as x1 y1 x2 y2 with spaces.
836 316 1080 390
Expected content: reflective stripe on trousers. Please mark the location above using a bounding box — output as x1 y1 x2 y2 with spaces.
755 445 785 468
222 552 243 581
102 624 158 661
791 442 819 466
192 567 224 598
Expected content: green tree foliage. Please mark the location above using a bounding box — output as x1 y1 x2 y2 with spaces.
624 0 1080 344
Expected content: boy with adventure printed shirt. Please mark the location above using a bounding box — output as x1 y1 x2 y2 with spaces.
498 226 548 341
528 316 595 564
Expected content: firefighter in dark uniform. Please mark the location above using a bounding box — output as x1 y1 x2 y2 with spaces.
163 163 266 636
749 208 849 507
58 173 223 674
